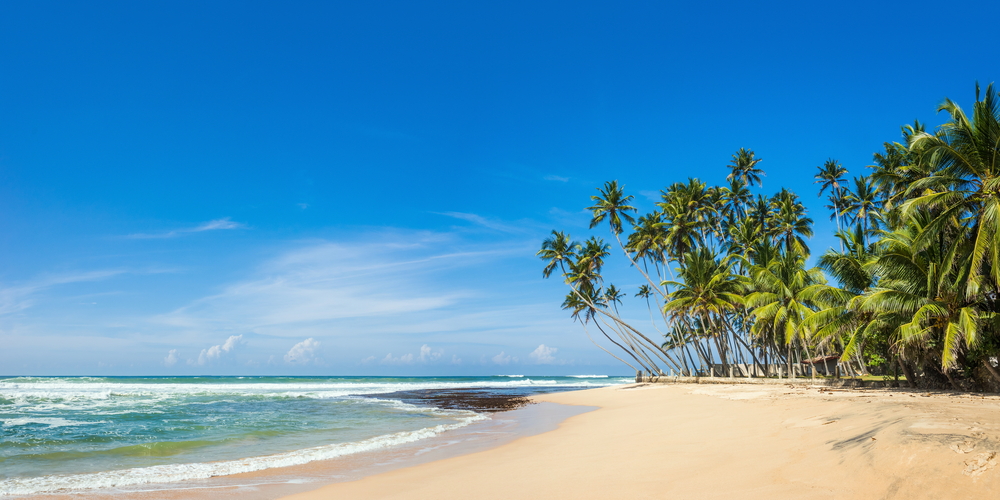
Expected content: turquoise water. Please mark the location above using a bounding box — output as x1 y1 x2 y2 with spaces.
0 375 628 496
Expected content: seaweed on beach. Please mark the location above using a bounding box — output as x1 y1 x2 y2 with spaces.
371 388 534 413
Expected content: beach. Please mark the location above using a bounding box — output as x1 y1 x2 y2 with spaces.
0 376 622 498
282 383 1000 500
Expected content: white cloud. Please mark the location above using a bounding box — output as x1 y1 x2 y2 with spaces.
529 344 558 364
434 212 527 234
151 236 520 334
492 351 512 365
164 349 178 367
360 355 376 365
419 344 442 362
127 217 246 239
380 352 414 365
284 338 321 364
451 354 462 364
194 218 244 231
0 270 125 316
195 335 243 365
543 174 569 182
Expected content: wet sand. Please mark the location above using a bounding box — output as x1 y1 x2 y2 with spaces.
281 383 1000 500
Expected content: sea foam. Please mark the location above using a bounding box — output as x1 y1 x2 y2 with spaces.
0 411 486 496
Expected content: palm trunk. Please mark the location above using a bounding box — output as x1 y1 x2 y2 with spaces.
582 324 637 372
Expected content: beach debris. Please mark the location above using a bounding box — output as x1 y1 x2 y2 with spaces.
962 451 998 477
951 439 977 454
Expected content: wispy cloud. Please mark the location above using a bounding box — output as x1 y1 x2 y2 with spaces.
150 234 521 334
0 270 125 316
435 212 532 234
375 344 443 365
543 174 569 182
126 217 246 239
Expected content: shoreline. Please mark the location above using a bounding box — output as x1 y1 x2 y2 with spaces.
13 398 594 500
280 383 1000 499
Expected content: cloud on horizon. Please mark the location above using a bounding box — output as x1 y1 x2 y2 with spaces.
193 335 244 365
284 338 321 364
529 344 558 364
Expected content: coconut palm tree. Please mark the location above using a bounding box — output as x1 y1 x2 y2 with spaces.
727 148 765 187
663 248 747 375
768 190 814 256
814 159 849 237
905 83 1000 305
841 176 882 245
587 180 637 236
745 250 826 378
538 230 579 279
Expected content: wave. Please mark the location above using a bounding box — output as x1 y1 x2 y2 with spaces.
0 378 624 405
1 418 108 429
0 412 487 496
566 375 608 378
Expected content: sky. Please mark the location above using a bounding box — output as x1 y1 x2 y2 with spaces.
1 0 998 376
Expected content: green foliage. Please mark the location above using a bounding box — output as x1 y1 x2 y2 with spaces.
540 84 1000 389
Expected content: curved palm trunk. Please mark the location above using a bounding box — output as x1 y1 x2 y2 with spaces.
613 232 669 299
595 321 649 373
582 323 638 372
602 316 662 375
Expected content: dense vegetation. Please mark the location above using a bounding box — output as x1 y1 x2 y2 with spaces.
539 83 1000 391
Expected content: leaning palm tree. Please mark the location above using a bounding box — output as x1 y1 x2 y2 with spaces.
663 248 747 376
589 180 668 296
537 230 579 278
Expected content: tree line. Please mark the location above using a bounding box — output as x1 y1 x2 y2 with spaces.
539 83 1000 391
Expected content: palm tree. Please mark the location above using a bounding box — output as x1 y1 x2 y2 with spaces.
657 179 717 264
562 290 641 372
590 180 669 297
768 190 814 256
745 250 826 378
727 148 765 187
720 178 753 224
814 159 848 247
841 176 881 245
587 180 637 236
905 82 1000 304
538 230 579 279
663 248 747 376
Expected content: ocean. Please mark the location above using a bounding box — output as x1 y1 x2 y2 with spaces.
0 375 629 497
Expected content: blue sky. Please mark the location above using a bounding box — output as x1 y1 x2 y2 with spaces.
1 0 997 375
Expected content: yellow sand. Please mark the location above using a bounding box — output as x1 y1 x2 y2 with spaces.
280 383 1000 500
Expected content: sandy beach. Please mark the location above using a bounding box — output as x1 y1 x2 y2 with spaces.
281 383 1000 500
